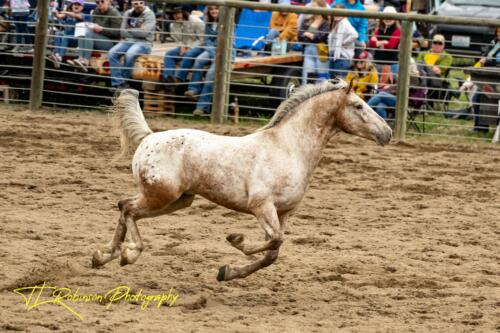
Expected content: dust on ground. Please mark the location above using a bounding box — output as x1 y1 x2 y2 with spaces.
0 108 498 332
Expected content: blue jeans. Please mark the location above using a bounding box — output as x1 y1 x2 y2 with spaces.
367 91 397 119
78 30 115 60
108 41 151 87
176 47 206 81
54 31 78 56
302 44 329 85
187 50 214 94
195 62 216 113
13 13 32 44
330 59 351 78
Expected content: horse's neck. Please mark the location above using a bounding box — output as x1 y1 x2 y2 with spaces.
274 94 340 171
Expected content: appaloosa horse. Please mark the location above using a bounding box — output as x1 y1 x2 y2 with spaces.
92 79 392 281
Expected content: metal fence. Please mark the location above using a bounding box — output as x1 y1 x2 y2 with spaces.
1 0 500 141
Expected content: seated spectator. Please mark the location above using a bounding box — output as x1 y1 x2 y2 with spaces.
330 0 368 48
298 0 330 85
7 0 33 53
367 58 425 120
260 0 298 51
479 27 500 67
67 0 121 72
328 3 358 78
368 6 400 75
160 5 205 84
468 27 500 132
345 50 378 100
48 0 86 67
108 0 156 90
183 5 220 102
176 6 218 88
416 34 453 107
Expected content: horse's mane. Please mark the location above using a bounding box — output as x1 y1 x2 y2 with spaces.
257 79 348 131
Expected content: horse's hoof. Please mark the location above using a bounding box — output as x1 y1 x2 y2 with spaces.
91 250 103 268
226 233 244 245
217 265 230 282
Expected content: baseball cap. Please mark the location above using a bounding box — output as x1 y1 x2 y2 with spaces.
432 34 445 43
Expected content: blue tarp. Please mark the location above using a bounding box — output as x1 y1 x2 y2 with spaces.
234 9 272 50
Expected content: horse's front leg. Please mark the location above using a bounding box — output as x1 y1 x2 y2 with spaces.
218 202 283 281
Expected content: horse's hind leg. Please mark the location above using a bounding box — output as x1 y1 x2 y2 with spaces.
92 192 194 267
92 198 134 268
119 192 195 266
218 202 283 281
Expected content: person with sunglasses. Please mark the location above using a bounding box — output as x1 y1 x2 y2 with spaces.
107 0 156 91
67 0 121 72
416 34 453 80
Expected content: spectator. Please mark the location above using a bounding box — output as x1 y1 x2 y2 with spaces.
331 0 368 48
48 0 86 67
468 27 500 132
183 5 220 100
345 50 378 100
298 0 330 85
479 27 500 67
190 61 216 116
368 6 400 74
262 0 298 50
0 13 10 50
328 3 358 78
160 5 204 84
67 0 121 72
416 34 452 81
7 0 33 53
416 33 452 109
108 0 156 90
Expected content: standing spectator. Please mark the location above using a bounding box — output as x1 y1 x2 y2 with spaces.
183 5 220 99
368 6 400 74
298 0 330 85
328 3 358 78
67 0 121 72
48 0 86 67
108 0 156 90
345 50 378 100
7 0 33 53
161 5 204 84
331 0 368 48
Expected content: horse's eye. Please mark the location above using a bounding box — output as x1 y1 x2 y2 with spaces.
356 104 363 110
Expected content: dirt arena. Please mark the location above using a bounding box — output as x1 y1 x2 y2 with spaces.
0 107 498 332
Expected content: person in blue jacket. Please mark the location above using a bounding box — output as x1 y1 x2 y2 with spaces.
330 0 368 48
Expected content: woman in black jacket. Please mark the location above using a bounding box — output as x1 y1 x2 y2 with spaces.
479 27 500 67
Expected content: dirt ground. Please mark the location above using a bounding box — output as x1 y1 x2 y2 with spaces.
0 107 498 333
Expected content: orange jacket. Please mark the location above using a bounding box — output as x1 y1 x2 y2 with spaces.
270 12 298 42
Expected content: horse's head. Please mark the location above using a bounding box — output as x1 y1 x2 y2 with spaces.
335 82 392 146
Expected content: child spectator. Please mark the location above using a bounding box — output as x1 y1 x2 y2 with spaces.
48 0 86 68
161 5 204 84
298 0 330 85
7 0 33 53
345 50 378 100
368 6 400 75
67 0 122 72
328 3 358 78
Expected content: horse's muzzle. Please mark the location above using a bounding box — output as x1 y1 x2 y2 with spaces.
376 128 392 146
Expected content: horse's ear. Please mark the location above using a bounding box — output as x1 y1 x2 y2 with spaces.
347 78 354 94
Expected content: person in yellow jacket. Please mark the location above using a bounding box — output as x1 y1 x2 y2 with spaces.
345 50 378 101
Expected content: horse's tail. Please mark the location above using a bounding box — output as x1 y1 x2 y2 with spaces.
112 89 153 158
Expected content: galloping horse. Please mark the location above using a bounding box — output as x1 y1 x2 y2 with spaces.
92 79 392 281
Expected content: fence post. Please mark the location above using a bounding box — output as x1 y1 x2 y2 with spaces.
394 19 413 140
212 6 235 124
29 0 49 111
